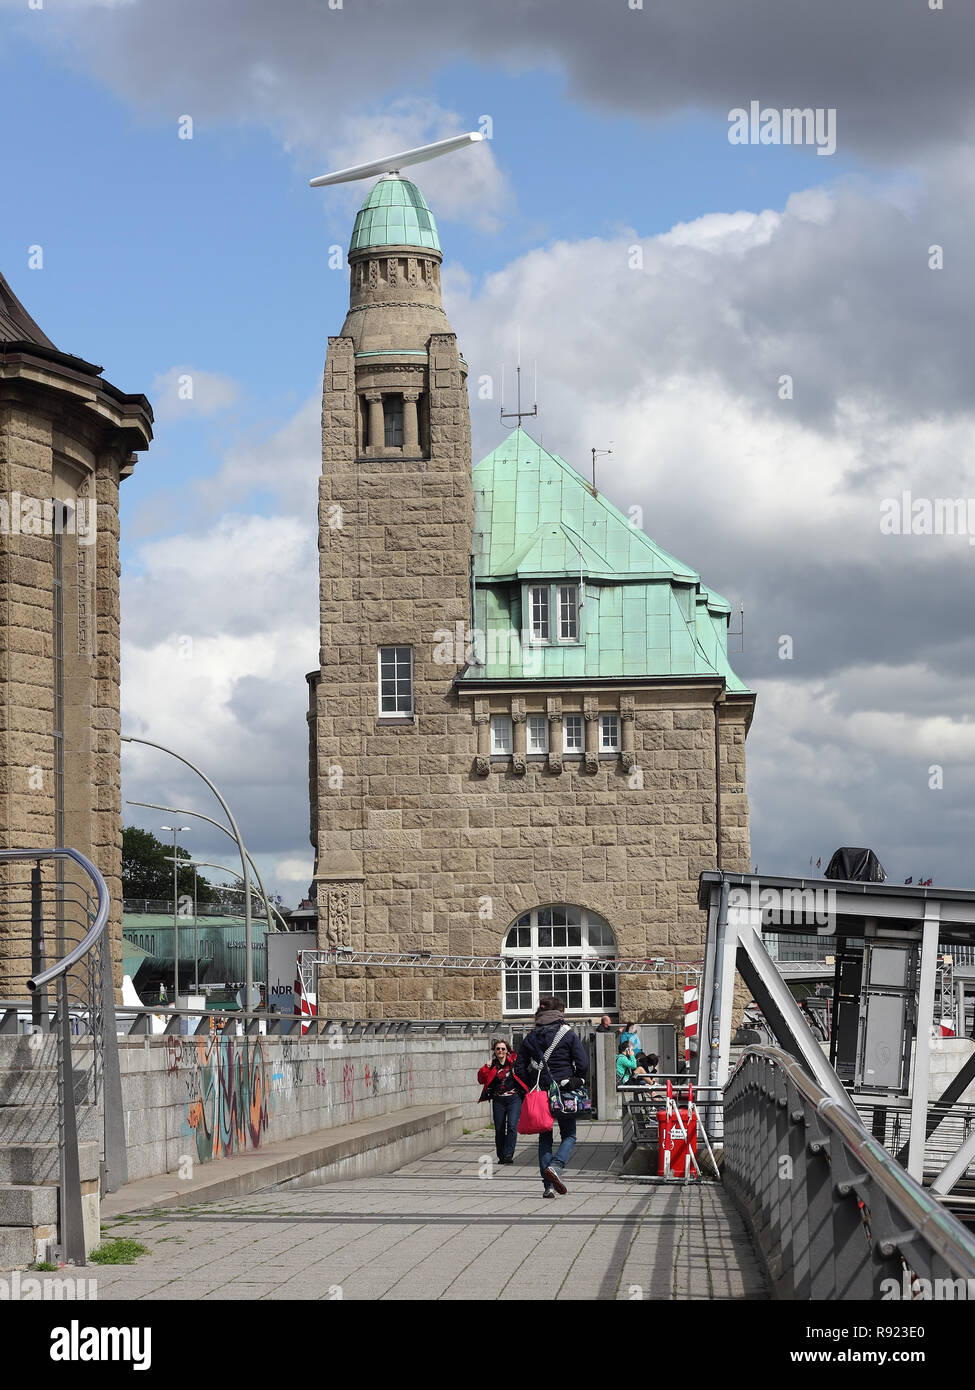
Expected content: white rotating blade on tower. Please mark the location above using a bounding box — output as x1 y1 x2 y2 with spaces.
309 131 484 187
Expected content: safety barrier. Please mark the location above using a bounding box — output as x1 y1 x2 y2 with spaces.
724 1045 975 1299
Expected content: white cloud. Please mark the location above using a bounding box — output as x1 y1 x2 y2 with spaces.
149 366 240 423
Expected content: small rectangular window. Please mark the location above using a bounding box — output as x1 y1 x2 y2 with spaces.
563 714 583 753
384 395 404 448
600 714 620 752
558 585 579 641
490 714 512 755
529 586 550 642
378 646 413 716
527 715 549 754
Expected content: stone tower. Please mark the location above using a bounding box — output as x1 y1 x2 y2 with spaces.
309 179 755 1023
308 176 475 1000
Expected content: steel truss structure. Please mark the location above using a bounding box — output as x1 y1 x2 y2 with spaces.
297 948 701 1001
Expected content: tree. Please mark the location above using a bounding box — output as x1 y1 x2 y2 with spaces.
122 826 220 906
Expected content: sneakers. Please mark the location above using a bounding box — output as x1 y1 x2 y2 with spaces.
543 1164 567 1195
542 1188 556 1199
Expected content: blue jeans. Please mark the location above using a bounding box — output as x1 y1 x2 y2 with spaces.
539 1113 577 1182
492 1093 522 1161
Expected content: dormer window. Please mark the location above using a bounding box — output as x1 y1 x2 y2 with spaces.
529 585 550 642
524 583 582 645
558 585 579 641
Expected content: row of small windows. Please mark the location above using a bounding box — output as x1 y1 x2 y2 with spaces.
490 712 619 755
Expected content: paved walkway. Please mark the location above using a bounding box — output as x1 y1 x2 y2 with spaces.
87 1121 767 1301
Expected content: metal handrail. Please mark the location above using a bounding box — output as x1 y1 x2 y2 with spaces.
725 1045 975 1297
1 847 126 1265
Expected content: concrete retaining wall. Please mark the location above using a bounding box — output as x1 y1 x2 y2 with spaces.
119 1031 492 1182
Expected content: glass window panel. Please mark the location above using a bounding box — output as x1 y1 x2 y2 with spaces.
516 912 531 927
566 925 581 948
538 927 552 948
600 714 620 751
565 906 582 924
563 715 583 752
530 586 550 641
378 647 412 714
537 907 552 925
384 395 404 447
490 715 512 754
527 715 549 753
551 906 567 926
558 585 579 640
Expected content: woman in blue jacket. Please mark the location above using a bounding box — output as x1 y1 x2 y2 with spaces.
514 996 589 1198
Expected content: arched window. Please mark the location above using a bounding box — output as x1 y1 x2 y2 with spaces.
502 905 618 1016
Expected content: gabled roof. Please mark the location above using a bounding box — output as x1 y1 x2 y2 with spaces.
473 428 701 585
0 271 57 348
466 427 751 692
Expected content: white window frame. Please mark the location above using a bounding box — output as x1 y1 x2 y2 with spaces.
490 714 512 756
527 714 549 755
599 713 620 753
377 646 413 718
563 713 583 754
521 582 582 645
528 585 550 643
501 905 618 1016
558 584 579 641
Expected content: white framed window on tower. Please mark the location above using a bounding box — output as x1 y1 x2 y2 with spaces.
490 714 512 755
501 905 618 1015
599 713 620 752
563 713 584 754
527 714 549 755
377 646 413 717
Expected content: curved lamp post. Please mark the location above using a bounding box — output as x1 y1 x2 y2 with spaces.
127 799 288 932
121 735 256 1009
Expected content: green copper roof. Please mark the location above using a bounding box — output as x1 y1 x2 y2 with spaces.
465 427 750 692
349 177 441 253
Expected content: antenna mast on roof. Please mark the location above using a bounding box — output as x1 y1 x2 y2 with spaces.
500 327 537 427
591 444 613 492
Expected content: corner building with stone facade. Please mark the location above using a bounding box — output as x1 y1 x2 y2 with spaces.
0 273 152 995
308 177 755 1023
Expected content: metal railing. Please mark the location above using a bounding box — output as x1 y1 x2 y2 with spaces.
723 1045 975 1299
0 848 126 1265
110 1005 506 1039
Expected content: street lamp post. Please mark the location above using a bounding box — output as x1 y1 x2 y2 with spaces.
122 735 256 1010
161 825 190 1004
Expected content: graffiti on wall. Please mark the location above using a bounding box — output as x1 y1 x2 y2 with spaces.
180 1034 270 1163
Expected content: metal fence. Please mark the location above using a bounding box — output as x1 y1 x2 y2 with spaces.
723 1045 975 1299
0 848 126 1265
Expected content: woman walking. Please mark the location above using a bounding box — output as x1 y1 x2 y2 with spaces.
514 996 589 1198
478 1038 524 1164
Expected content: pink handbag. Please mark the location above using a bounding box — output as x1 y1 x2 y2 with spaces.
518 1079 553 1134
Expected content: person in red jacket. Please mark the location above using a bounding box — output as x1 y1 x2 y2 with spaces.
478 1038 525 1165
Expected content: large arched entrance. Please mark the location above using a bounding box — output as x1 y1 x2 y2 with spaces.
501 904 618 1017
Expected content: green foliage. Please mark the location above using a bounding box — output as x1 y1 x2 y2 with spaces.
122 826 219 905
33 1260 58 1271
88 1237 150 1265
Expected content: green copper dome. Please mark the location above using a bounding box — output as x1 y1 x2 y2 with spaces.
349 177 441 254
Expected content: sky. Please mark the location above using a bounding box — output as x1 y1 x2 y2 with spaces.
2 0 974 902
